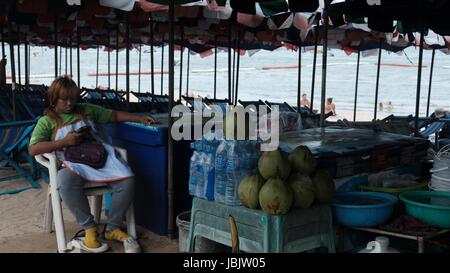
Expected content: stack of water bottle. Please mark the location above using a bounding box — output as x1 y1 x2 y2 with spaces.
188 138 259 205
188 137 220 201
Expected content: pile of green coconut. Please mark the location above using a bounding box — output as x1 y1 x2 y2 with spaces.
238 145 335 215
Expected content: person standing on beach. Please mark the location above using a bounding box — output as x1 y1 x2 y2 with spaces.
325 97 336 116
387 101 393 112
379 102 384 112
29 76 155 253
300 93 311 109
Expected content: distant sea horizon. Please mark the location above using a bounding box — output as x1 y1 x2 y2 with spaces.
4 45 449 120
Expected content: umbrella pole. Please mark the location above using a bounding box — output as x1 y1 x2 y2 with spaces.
310 15 319 113
214 36 217 100
426 49 435 117
126 17 130 110
138 44 142 93
1 25 5 58
96 46 99 88
77 26 80 87
319 2 330 127
70 37 73 78
227 21 232 105
17 25 21 86
179 27 184 100
54 17 58 79
161 38 164 95
232 32 236 105
414 31 425 137
25 39 29 88
373 39 382 121
353 50 360 122
59 44 62 77
150 16 155 98
234 30 241 106
297 42 302 112
116 26 119 91
186 49 190 96
65 44 68 76
167 0 175 240
8 20 16 120
108 35 111 90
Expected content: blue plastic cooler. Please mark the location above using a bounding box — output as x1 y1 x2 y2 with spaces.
104 119 193 235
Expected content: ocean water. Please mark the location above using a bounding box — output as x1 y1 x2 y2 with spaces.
4 45 450 118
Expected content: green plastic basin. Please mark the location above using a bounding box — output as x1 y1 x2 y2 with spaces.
399 191 450 229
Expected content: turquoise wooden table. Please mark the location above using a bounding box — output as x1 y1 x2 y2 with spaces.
187 197 336 253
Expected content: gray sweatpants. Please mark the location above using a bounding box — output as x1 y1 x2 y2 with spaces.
57 168 135 231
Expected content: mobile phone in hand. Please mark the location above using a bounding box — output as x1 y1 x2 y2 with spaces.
75 126 91 134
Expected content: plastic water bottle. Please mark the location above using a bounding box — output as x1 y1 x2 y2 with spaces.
188 149 199 196
214 141 229 203
201 144 216 200
224 141 243 205
188 141 204 197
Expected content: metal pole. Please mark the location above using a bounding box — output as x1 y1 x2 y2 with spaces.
25 40 29 88
179 27 184 100
59 45 62 76
214 36 217 99
161 40 164 95
108 35 111 89
297 43 301 111
65 45 68 76
70 37 73 78
77 26 80 87
310 15 320 113
126 19 130 109
374 39 382 121
150 17 155 98
319 2 330 127
8 20 16 120
138 44 142 93
227 21 232 104
96 46 99 87
28 41 31 86
186 49 190 96
234 31 241 106
232 34 236 104
17 25 21 85
426 49 435 117
414 32 425 137
54 17 58 78
116 26 119 91
1 25 5 58
167 0 175 240
353 50 360 122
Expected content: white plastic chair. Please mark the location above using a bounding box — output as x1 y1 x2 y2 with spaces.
35 147 136 253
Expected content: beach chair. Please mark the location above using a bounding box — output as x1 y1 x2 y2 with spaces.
264 101 296 112
204 97 229 113
419 118 450 147
34 148 137 253
0 119 41 195
182 95 207 112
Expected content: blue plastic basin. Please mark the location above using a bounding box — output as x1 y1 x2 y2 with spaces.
332 192 398 227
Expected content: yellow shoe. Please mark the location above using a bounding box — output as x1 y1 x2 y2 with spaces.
105 228 130 242
84 226 101 249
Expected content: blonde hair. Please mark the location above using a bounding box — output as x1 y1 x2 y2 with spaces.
44 76 84 125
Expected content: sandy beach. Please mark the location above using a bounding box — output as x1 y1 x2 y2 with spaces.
0 168 179 253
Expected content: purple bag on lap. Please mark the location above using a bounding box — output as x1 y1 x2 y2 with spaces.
64 141 107 169
64 126 108 169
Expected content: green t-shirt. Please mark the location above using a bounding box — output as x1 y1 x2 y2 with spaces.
29 103 113 146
